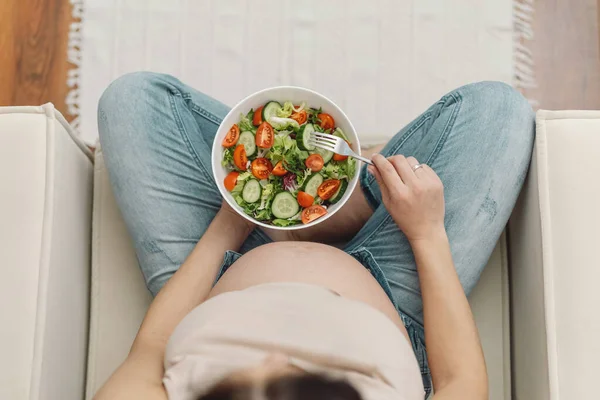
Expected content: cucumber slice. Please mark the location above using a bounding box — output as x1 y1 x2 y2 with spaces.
262 101 282 123
333 127 350 141
242 179 262 203
238 131 256 156
329 179 348 204
310 146 333 163
297 123 316 151
303 173 323 197
271 192 300 219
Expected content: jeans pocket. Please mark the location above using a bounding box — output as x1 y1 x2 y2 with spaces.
213 250 243 285
401 314 433 398
347 247 399 310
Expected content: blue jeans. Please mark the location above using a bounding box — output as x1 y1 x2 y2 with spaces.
98 72 535 397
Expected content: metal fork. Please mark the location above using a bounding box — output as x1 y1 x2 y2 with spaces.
308 132 374 165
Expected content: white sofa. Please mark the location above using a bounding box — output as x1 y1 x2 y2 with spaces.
1 104 597 400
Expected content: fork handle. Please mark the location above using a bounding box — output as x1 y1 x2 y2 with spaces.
353 153 374 166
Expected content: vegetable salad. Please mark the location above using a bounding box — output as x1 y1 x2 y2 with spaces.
221 101 356 226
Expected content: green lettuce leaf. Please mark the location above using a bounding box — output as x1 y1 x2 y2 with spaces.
322 162 340 179
254 209 271 221
239 109 256 133
321 157 357 180
346 157 357 179
307 107 322 125
268 117 300 131
272 218 301 227
237 171 253 182
231 181 245 197
296 168 312 187
267 134 308 175
276 101 294 118
222 147 235 167
258 183 276 211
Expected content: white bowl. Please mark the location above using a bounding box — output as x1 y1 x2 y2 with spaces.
211 86 361 231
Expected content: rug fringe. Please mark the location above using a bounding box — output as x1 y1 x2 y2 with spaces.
513 0 539 108
66 0 84 134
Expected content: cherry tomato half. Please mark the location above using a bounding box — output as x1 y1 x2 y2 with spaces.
233 144 248 170
317 113 335 130
301 205 327 224
291 109 307 125
224 171 239 191
317 179 341 200
253 106 264 126
272 161 288 176
222 124 240 148
305 154 324 172
256 122 274 149
297 191 315 208
251 157 273 180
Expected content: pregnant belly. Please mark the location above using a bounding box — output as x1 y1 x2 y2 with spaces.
209 242 409 339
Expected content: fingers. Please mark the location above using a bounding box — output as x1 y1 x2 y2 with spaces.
367 163 390 199
372 154 404 189
406 156 419 169
367 164 383 186
407 156 428 179
389 155 417 185
422 164 441 182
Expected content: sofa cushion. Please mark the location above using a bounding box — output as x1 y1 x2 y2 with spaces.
85 148 152 399
88 147 511 399
0 104 93 400
510 110 600 400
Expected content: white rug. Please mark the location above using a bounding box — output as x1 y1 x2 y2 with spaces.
74 0 518 145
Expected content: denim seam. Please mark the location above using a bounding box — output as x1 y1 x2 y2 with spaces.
168 93 213 178
363 112 432 188
350 247 399 310
185 97 224 126
388 112 433 155
162 80 224 131
149 75 182 97
424 92 462 165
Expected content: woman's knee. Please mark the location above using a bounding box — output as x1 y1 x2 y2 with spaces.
99 72 166 120
98 72 175 146
458 81 533 119
456 81 535 147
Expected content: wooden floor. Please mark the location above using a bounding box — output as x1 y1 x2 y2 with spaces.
0 0 74 116
0 0 599 119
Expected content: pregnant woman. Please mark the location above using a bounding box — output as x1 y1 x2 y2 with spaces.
95 73 534 400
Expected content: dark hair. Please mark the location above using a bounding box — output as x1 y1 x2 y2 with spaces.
198 374 363 400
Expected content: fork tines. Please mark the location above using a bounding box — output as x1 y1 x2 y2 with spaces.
311 132 337 142
308 139 335 151
308 133 338 150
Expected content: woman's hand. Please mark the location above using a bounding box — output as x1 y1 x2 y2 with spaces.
369 154 445 243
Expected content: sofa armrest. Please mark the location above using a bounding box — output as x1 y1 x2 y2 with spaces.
0 104 93 400
509 110 600 400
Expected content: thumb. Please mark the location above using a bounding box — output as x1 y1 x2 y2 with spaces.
368 165 388 195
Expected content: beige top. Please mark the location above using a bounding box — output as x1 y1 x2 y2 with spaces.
163 282 425 400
